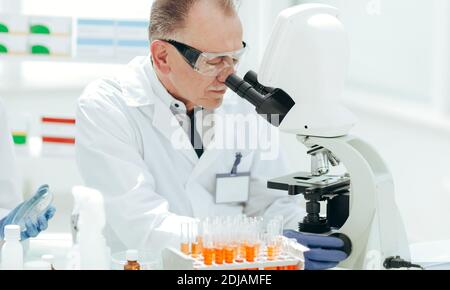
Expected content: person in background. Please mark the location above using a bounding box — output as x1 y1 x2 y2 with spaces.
0 99 56 242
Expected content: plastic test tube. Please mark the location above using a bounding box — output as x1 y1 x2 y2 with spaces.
238 217 249 262
202 233 214 266
273 216 284 257
255 219 262 262
180 221 190 255
212 217 224 265
266 221 277 261
245 219 258 263
224 218 237 264
190 220 201 258
200 218 215 266
196 219 204 256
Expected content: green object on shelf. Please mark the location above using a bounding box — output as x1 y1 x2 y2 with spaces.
0 23 8 33
31 45 50 55
12 134 27 145
30 24 50 34
0 44 7 54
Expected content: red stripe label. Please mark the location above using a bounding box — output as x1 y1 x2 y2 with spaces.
42 117 76 125
42 137 75 144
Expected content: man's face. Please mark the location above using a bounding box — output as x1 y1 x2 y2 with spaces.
165 1 244 111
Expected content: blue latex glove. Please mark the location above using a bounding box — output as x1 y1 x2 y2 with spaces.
0 205 56 241
284 230 348 270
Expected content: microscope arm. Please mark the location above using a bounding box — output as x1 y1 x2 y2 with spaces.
300 135 410 269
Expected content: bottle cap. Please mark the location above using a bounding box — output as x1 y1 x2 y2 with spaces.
4 225 21 240
126 250 139 262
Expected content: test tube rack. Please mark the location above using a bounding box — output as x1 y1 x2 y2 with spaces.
162 238 308 270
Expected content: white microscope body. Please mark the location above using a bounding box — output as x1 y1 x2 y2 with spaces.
258 4 410 269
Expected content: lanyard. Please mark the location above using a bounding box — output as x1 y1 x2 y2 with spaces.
230 152 243 175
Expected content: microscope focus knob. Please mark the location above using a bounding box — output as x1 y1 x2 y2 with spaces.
330 233 352 257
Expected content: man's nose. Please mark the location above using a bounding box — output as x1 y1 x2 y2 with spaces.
217 66 236 83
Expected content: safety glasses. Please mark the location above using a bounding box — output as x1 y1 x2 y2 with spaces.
165 39 247 77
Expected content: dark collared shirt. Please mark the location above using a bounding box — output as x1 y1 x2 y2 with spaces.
187 109 204 159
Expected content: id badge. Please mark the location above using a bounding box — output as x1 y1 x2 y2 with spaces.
215 152 250 204
215 172 250 204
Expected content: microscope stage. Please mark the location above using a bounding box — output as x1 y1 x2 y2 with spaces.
268 172 350 195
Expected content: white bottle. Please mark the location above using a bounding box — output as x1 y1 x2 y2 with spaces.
72 186 110 270
1 225 24 270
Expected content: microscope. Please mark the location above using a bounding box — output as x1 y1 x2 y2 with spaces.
225 4 410 269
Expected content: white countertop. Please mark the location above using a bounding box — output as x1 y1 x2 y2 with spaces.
26 233 73 270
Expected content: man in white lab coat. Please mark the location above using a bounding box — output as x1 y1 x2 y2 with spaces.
0 100 56 241
76 0 347 270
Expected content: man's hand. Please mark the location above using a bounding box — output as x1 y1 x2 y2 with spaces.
284 230 348 270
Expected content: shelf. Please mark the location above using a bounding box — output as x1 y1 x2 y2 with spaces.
0 54 133 65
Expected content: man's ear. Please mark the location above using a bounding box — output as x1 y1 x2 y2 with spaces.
151 40 171 74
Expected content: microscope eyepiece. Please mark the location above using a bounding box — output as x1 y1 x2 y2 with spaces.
225 74 264 108
225 72 296 127
244 70 275 95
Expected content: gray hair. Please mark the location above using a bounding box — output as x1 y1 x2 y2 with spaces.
149 0 239 42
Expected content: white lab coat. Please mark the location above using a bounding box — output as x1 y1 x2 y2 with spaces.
0 99 21 219
75 56 305 254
